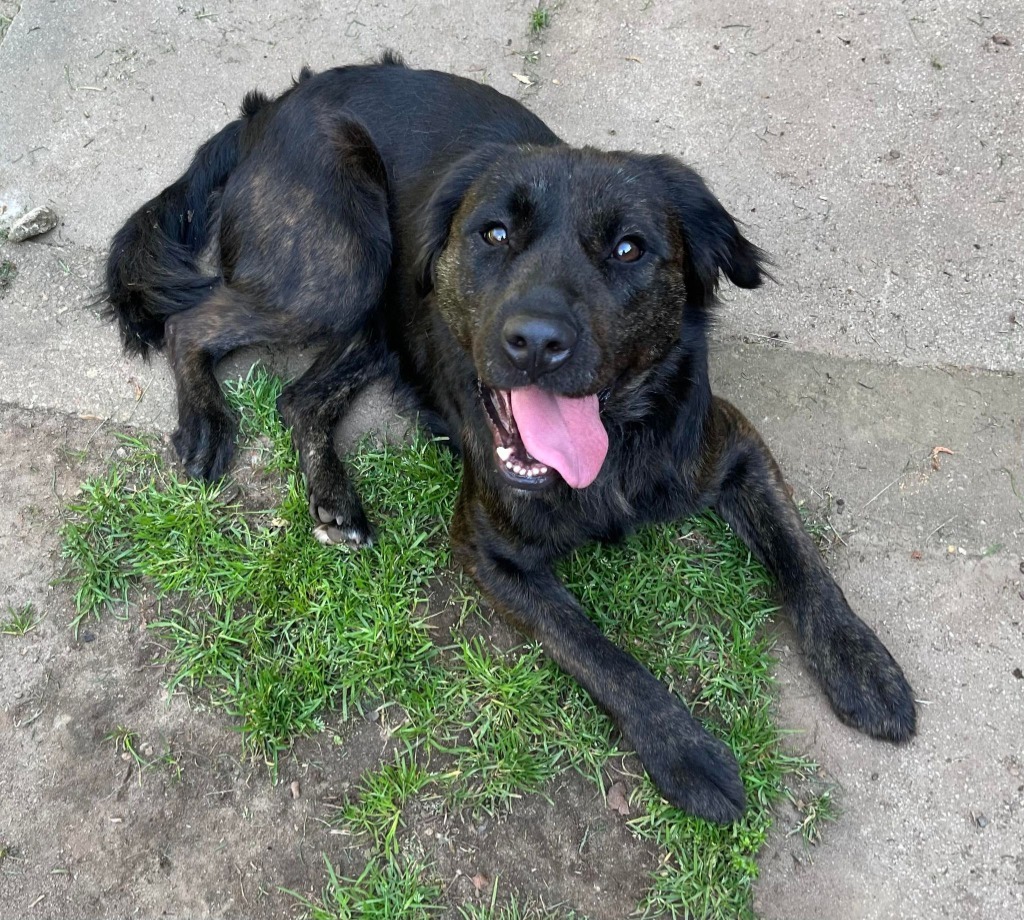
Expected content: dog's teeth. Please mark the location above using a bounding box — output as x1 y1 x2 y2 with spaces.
505 461 513 470
538 466 548 474
496 445 513 461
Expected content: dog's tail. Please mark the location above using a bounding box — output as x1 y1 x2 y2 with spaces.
105 93 268 357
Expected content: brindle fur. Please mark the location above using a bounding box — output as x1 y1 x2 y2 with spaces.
106 54 915 823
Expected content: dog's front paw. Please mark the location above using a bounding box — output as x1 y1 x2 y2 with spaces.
309 494 374 548
631 713 745 823
172 408 236 480
810 613 916 743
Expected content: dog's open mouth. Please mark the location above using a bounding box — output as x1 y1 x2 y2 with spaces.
479 383 609 490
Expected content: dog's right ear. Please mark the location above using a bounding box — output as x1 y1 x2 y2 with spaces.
413 143 509 296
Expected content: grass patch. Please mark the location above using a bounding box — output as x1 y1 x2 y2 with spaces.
285 854 443 920
0 4 15 44
787 786 839 845
458 884 586 919
2 602 40 636
529 3 551 35
0 258 16 289
61 365 807 918
104 725 148 769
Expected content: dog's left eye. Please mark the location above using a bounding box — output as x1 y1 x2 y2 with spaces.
613 237 644 263
482 224 509 246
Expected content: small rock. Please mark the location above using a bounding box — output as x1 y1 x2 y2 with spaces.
7 205 60 242
290 780 301 799
606 781 631 816
991 34 1012 47
974 812 989 828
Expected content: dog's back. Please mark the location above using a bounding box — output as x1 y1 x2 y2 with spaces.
105 54 557 358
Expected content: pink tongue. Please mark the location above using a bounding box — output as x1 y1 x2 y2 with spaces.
509 388 609 489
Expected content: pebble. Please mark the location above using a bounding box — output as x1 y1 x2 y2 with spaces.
7 206 59 242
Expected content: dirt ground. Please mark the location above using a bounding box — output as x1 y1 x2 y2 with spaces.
0 404 660 919
2 351 1022 920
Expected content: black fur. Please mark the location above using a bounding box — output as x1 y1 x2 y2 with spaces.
106 55 915 822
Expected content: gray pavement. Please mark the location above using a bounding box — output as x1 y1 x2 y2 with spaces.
1 0 1022 917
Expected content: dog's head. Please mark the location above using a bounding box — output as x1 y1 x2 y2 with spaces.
414 144 765 492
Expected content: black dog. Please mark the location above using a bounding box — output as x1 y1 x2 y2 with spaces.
106 53 915 822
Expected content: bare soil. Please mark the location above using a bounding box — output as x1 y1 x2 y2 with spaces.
0 404 656 919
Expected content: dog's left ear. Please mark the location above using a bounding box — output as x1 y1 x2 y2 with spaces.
649 155 767 303
413 142 512 296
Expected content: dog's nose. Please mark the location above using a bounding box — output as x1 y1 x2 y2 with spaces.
502 314 577 377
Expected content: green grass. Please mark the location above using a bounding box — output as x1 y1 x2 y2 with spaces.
0 8 13 44
458 884 586 920
285 855 443 920
787 786 839 845
0 258 16 289
104 725 152 785
529 3 551 35
1 602 40 636
61 365 808 918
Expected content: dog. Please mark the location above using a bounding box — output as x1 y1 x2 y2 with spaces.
105 52 915 823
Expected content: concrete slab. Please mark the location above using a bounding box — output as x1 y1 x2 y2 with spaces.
757 553 1024 920
529 0 1024 371
711 345 1023 917
3 0 1022 429
0 0 539 250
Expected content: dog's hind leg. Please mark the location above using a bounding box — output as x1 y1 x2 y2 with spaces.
276 334 393 547
165 286 290 480
708 396 916 743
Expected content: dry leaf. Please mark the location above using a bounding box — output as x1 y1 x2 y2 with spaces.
470 872 489 893
607 781 630 816
910 550 923 560
511 73 534 86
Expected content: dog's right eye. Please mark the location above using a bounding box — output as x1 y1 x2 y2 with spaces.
482 224 509 246
612 237 645 263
